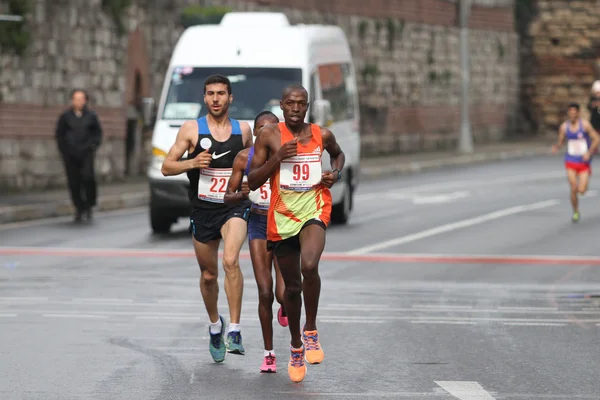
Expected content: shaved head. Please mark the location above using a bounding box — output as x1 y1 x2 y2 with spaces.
282 84 308 100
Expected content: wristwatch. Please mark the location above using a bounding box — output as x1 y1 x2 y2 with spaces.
332 169 342 181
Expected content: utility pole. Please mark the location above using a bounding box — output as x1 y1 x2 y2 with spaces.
458 0 474 153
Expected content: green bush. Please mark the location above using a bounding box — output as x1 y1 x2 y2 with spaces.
102 0 132 36
181 5 232 28
0 0 31 56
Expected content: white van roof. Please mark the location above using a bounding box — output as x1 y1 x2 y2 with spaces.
169 12 352 68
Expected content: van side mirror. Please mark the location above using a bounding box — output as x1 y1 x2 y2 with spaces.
312 99 332 127
142 97 155 127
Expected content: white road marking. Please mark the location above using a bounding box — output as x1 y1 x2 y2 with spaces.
411 321 477 325
3 304 600 316
413 305 474 310
0 296 49 302
355 171 565 202
497 306 558 311
410 191 471 205
43 313 108 319
435 381 496 400
503 322 566 326
71 297 134 303
275 391 450 397
0 313 17 317
348 199 560 254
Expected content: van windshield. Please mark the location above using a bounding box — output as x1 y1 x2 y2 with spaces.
161 67 303 120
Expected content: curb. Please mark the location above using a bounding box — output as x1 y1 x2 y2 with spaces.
359 146 551 180
0 192 149 225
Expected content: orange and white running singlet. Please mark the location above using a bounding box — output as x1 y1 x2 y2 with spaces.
266 122 332 242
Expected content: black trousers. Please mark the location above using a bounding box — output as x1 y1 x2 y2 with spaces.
63 152 97 213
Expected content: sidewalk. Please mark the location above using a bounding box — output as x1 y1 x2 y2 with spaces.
0 139 551 224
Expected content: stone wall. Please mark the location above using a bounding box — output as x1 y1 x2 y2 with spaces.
519 0 600 137
0 103 125 191
0 0 519 191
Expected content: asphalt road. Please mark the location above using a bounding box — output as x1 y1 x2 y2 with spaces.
2 155 600 400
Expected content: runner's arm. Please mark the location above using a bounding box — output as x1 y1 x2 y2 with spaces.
248 126 280 190
553 123 566 150
240 122 254 149
224 151 249 206
322 128 345 172
583 120 600 154
161 121 201 176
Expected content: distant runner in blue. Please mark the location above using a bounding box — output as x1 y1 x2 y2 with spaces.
552 102 600 222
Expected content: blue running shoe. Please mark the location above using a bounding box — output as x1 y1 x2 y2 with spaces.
209 315 226 362
226 331 245 355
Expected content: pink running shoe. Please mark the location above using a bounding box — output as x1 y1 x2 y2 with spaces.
277 306 288 327
260 353 277 373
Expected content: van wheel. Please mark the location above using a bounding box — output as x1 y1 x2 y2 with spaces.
331 179 352 225
150 207 173 234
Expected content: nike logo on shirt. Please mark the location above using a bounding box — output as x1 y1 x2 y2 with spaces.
212 151 231 160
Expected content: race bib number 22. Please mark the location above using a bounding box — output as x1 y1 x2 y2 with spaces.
198 168 231 203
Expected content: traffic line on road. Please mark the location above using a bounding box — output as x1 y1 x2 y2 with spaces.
4 245 600 266
503 322 566 326
348 199 560 254
43 313 109 319
435 381 496 400
4 309 599 324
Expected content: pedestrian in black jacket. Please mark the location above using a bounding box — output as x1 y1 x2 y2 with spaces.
55 89 103 222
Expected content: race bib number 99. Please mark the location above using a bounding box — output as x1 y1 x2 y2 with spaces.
248 179 271 209
567 139 588 156
198 168 231 203
279 154 322 191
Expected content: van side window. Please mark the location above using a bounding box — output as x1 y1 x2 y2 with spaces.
318 63 355 122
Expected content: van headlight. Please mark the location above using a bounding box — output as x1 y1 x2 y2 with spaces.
151 147 166 170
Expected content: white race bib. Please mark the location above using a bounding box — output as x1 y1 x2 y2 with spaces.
248 179 271 209
567 139 588 156
279 154 322 191
197 168 231 203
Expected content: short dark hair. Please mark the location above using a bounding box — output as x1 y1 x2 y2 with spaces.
253 110 278 129
568 102 580 111
204 74 232 95
281 83 308 100
70 88 88 101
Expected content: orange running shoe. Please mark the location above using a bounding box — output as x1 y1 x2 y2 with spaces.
302 329 324 364
288 346 307 383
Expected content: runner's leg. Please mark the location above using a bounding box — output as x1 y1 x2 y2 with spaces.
220 215 248 354
192 238 220 324
250 238 275 351
192 236 226 362
220 216 247 325
577 170 590 194
276 250 302 348
273 255 288 324
299 224 326 332
567 168 578 213
298 224 326 364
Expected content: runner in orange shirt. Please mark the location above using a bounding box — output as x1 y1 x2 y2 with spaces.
248 84 346 383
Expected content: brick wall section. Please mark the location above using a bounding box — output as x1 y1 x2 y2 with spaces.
387 104 508 135
243 0 514 31
0 104 126 139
